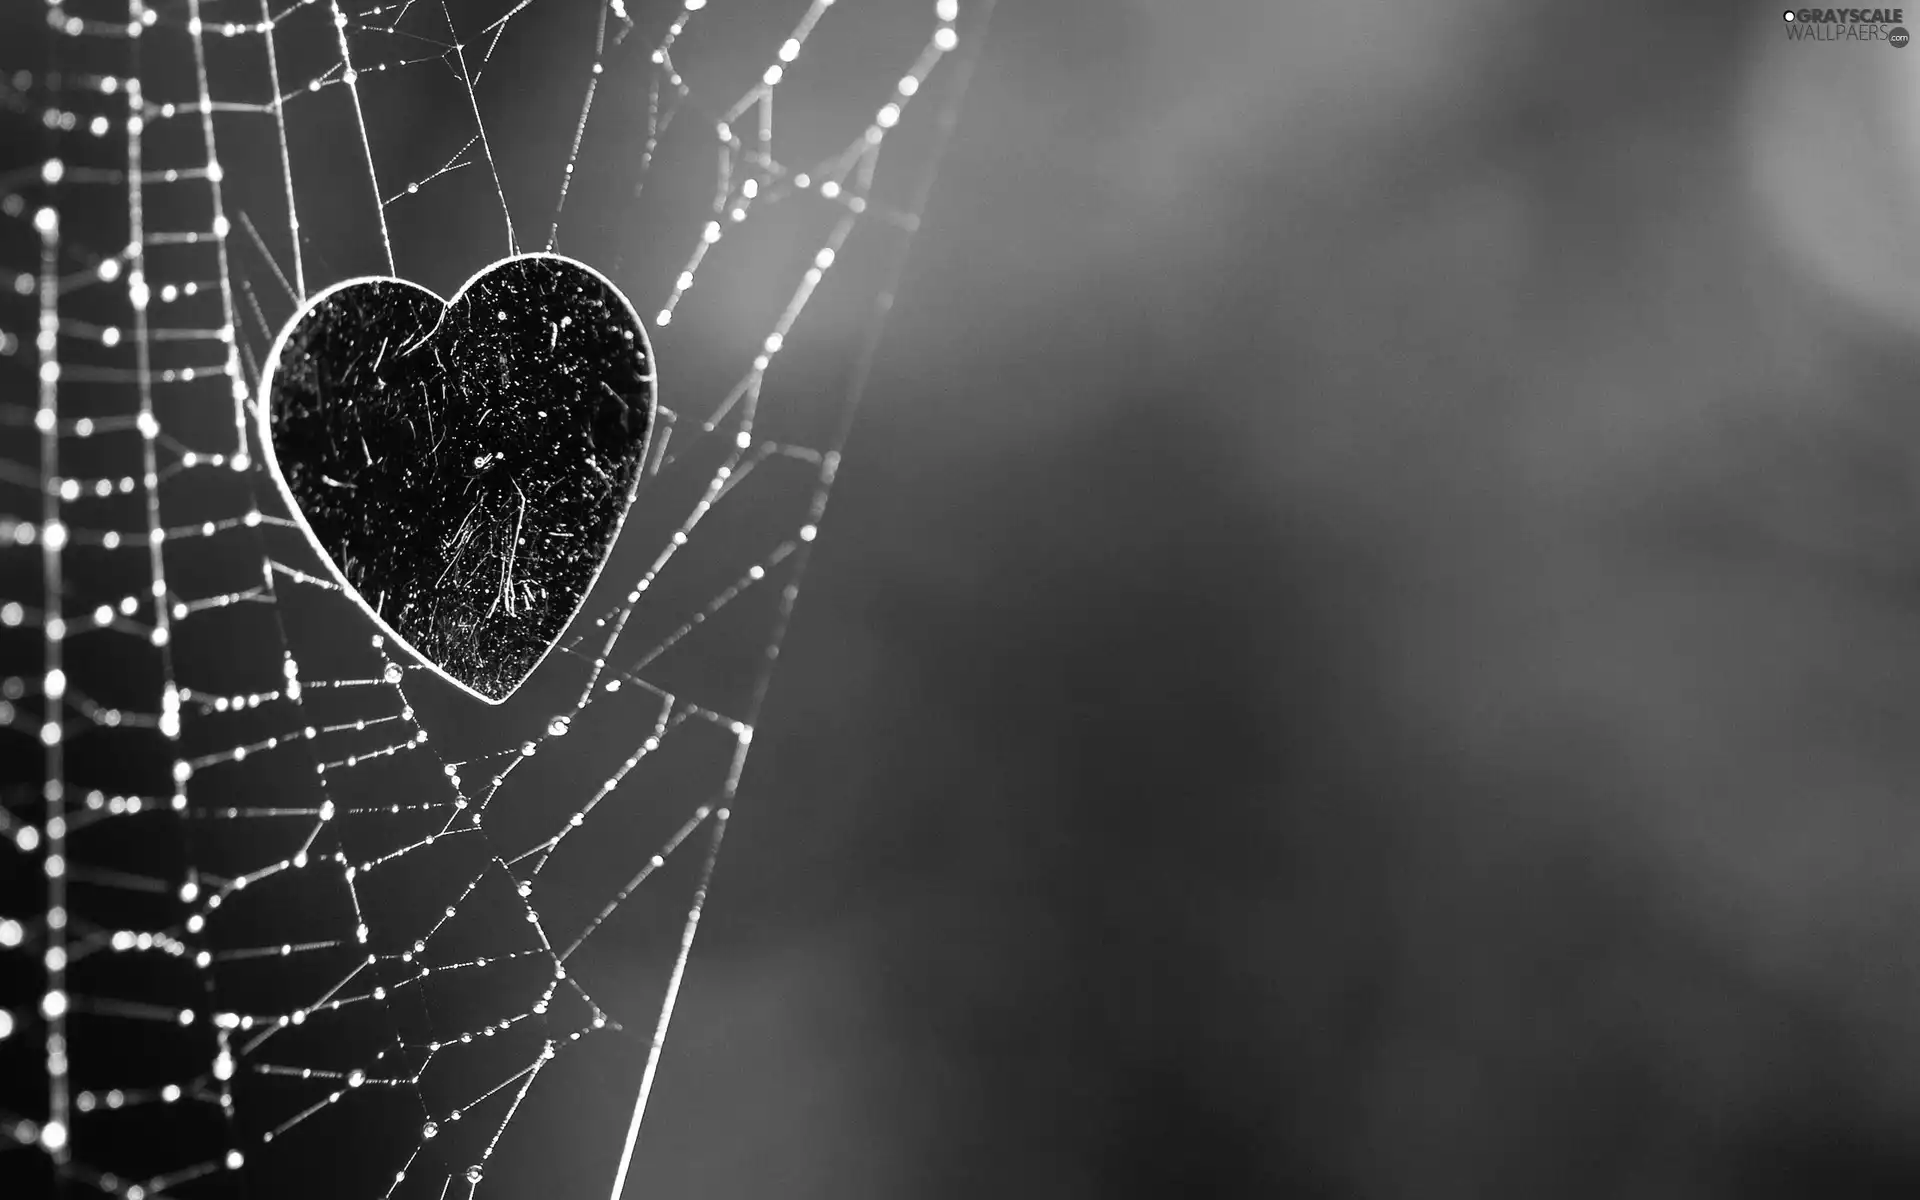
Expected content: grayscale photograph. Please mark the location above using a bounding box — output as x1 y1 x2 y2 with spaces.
4 1 1919 1197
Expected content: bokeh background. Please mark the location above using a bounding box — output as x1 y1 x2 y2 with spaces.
667 3 1920 1196
15 0 1920 1196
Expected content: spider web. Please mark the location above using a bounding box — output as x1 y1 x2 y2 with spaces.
0 0 991 1194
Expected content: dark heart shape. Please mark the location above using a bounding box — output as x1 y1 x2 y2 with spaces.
258 253 657 703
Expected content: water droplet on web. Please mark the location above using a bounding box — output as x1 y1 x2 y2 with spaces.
347 1068 365 1087
466 1166 484 1184
422 1121 437 1139
547 715 570 736
383 663 402 685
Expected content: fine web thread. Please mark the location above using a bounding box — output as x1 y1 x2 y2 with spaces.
0 0 992 1195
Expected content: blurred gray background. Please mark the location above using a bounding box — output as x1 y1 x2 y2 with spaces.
649 2 1920 1196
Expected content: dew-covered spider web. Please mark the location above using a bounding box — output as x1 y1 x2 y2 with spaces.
0 0 991 1194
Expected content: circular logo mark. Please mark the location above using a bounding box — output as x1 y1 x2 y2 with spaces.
1894 25 1911 45
1783 9 1796 19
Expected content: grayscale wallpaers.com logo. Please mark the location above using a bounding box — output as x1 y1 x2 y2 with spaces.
1783 8 1910 44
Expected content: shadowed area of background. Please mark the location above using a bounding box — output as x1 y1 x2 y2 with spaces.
14 0 1920 1196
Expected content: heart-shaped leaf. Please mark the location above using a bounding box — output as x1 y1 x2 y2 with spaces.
259 253 657 703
